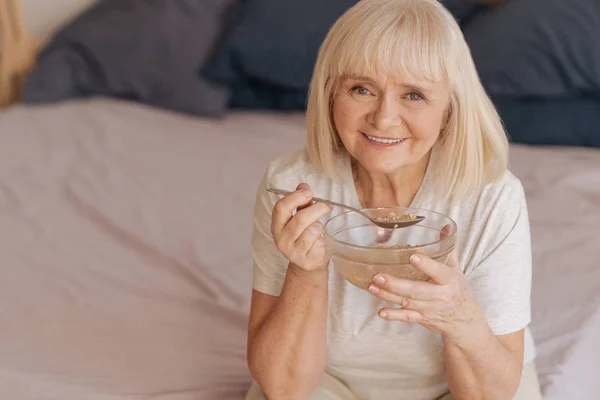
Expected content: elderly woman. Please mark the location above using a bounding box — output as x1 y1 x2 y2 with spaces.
245 0 541 399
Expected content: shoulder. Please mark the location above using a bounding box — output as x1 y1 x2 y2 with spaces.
443 169 527 222
457 170 529 234
478 170 527 211
265 147 315 181
263 146 340 192
453 170 531 272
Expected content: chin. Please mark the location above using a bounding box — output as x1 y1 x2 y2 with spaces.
358 157 409 174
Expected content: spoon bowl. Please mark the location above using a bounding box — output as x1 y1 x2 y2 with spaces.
266 187 425 229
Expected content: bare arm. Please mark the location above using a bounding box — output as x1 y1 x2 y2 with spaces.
444 324 524 399
247 183 333 399
370 250 525 399
247 266 329 399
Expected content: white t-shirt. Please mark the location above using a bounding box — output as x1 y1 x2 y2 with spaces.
251 146 535 400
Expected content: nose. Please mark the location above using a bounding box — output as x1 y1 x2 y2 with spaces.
370 95 402 132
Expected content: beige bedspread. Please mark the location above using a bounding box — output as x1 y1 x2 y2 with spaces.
0 98 598 399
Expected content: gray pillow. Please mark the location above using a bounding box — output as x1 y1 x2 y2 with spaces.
23 0 234 117
464 0 600 97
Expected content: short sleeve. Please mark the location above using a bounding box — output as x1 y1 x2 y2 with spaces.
466 182 533 336
250 167 289 297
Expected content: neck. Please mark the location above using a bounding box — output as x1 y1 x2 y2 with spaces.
352 151 431 209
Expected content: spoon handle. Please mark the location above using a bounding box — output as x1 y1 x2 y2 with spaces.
266 187 363 214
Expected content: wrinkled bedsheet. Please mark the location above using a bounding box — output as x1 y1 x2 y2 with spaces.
0 98 598 399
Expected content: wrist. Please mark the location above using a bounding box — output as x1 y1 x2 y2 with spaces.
443 315 493 351
288 262 329 281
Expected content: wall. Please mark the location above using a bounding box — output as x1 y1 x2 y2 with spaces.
21 0 99 44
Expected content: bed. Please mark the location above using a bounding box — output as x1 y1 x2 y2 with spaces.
0 98 599 399
2 0 600 398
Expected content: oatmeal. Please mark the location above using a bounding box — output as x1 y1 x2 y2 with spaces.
374 243 416 249
332 244 429 290
373 212 418 223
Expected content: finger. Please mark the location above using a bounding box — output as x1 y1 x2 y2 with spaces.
439 224 460 269
282 202 333 242
271 186 314 236
445 248 460 269
378 307 424 323
295 220 325 254
439 224 455 241
375 228 392 244
409 254 453 285
367 284 428 310
371 274 440 301
296 183 313 212
306 234 329 263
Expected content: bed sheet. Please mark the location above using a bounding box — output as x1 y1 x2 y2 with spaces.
508 144 600 397
0 98 598 399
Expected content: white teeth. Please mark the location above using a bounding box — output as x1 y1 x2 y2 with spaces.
366 135 403 144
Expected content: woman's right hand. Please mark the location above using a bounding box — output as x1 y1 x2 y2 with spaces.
271 183 333 272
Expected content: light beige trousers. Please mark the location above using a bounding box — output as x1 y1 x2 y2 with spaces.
246 363 543 400
437 364 542 400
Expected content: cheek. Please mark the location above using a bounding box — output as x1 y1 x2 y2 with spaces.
333 97 363 137
412 124 442 144
332 102 347 131
406 109 447 142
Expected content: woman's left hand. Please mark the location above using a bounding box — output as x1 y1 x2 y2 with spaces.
367 250 487 341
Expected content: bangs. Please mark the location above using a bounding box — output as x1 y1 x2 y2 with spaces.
326 0 458 85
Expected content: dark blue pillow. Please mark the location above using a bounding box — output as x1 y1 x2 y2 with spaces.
201 0 359 110
23 0 235 117
495 96 600 148
440 0 484 25
464 0 600 97
199 0 489 110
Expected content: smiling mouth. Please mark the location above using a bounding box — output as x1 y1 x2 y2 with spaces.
363 132 407 145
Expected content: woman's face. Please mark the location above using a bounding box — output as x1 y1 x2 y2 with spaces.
332 72 451 175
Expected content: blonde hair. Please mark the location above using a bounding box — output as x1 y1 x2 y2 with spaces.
306 0 509 201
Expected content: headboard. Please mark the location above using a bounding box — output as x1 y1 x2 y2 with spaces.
0 0 37 107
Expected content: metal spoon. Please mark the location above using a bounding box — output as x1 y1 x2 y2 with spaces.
266 187 425 229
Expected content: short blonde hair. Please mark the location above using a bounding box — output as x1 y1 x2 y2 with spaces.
306 0 509 201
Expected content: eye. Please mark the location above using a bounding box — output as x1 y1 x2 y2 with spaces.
407 92 424 101
351 86 372 96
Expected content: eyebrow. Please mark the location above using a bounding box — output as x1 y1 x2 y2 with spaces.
342 74 432 93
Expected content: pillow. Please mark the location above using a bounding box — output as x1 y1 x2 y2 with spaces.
440 0 484 24
201 0 359 110
463 0 600 97
495 96 600 148
199 0 492 111
22 0 234 117
228 79 309 111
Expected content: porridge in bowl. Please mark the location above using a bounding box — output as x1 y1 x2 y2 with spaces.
324 207 456 291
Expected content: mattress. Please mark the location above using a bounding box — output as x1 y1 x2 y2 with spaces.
0 98 598 399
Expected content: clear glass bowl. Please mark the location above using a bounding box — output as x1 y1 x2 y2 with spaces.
324 207 457 290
